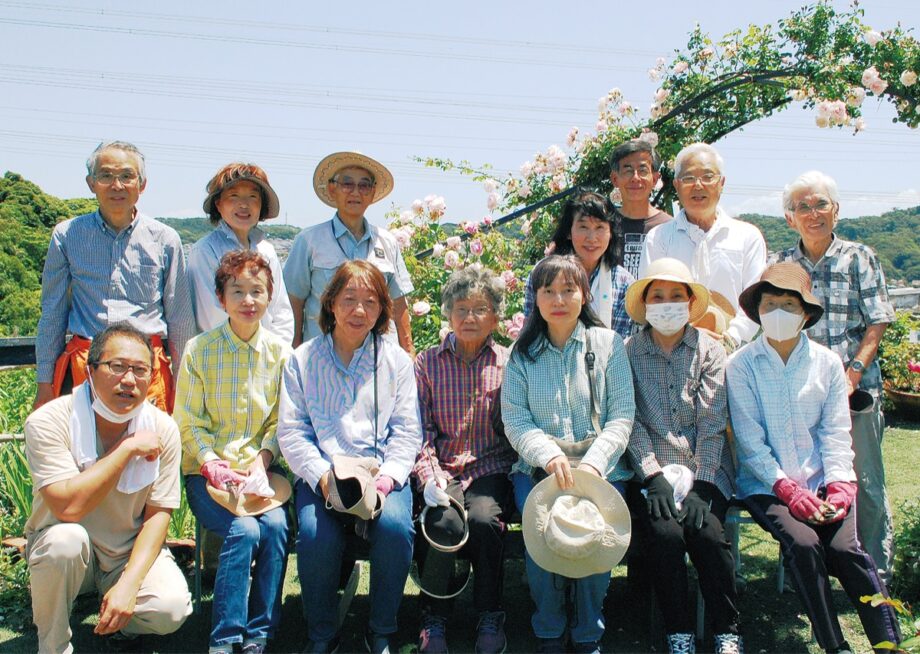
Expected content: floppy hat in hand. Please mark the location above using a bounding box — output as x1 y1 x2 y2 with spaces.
325 454 385 520
737 262 824 328
522 469 631 579
625 258 710 325
206 471 292 517
313 152 394 207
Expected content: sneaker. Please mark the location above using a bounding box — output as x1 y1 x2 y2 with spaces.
475 611 506 654
242 642 267 654
666 632 696 654
535 636 567 654
419 614 449 654
303 636 341 654
365 629 392 654
714 633 743 654
572 641 602 654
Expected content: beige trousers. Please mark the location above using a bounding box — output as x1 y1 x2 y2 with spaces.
27 522 192 654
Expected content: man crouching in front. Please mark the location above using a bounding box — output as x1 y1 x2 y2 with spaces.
23 322 191 653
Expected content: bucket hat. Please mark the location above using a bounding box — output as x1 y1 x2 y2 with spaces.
738 262 824 328
325 454 385 520
625 258 710 325
203 163 280 220
206 471 291 517
313 152 394 207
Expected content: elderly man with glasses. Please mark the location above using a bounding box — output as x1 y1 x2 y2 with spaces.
34 140 195 413
638 142 767 350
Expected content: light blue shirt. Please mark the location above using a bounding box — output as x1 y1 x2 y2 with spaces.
282 214 414 343
726 333 856 499
36 211 195 382
277 332 422 490
501 322 635 482
187 220 295 343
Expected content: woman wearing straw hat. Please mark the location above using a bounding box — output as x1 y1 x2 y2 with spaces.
623 257 741 654
189 163 295 343
282 152 415 354
277 260 422 654
502 254 635 653
174 250 292 654
727 262 900 654
523 188 635 339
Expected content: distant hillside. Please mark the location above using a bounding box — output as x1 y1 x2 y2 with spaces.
157 216 301 245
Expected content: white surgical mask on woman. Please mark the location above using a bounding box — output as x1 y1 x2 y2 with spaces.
759 308 805 342
645 302 690 336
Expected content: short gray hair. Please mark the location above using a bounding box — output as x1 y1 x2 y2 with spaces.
440 265 506 317
674 142 725 178
782 170 840 213
86 140 147 185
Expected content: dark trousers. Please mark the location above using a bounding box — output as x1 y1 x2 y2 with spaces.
625 482 739 635
418 474 513 615
745 494 900 651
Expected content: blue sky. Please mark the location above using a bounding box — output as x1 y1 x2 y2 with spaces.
0 0 917 227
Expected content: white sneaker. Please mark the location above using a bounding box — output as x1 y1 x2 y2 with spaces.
714 633 743 654
666 632 695 654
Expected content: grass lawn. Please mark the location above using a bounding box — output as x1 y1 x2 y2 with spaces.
1 416 917 653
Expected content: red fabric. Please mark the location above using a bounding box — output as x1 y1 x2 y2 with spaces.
773 477 824 522
825 481 857 515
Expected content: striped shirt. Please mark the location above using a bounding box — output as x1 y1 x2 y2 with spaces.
501 322 635 482
771 235 895 397
625 326 734 499
277 332 422 490
173 322 291 475
188 220 295 343
35 211 195 382
413 334 515 490
726 333 856 499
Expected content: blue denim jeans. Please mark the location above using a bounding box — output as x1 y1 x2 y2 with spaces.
512 472 617 645
295 478 414 642
185 475 290 648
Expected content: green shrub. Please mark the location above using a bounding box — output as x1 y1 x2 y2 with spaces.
893 499 920 604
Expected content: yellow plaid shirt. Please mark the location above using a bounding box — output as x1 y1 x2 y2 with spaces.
175 322 291 475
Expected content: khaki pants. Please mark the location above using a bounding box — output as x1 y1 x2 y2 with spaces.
27 522 192 654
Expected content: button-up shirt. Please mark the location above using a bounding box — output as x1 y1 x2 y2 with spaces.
726 333 856 499
188 220 295 343
625 326 734 499
639 207 767 345
282 214 414 343
277 332 422 490
173 323 290 475
771 235 895 397
413 334 515 490
501 323 635 482
35 211 195 382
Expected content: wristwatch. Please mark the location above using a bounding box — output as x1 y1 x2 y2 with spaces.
849 359 866 373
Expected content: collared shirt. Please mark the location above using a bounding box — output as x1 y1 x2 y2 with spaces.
282 213 414 343
173 323 291 475
625 326 734 499
639 208 767 345
413 334 515 490
726 333 856 499
523 260 635 339
35 211 195 382
771 235 895 397
187 221 295 343
501 323 635 481
277 331 422 490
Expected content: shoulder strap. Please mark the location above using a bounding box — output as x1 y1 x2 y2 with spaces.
584 330 603 437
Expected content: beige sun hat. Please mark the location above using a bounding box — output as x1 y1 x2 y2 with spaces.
312 152 394 207
738 262 824 328
625 258 710 325
692 290 736 335
325 454 385 520
522 469 631 579
206 471 292 517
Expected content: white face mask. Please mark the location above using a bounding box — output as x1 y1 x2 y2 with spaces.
645 302 690 336
759 308 805 342
87 374 145 424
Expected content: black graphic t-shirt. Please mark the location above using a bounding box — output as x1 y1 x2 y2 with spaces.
614 209 672 278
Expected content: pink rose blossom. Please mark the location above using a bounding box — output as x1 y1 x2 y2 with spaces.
446 236 462 250
638 130 659 147
501 270 517 289
518 182 532 199
464 221 480 235
900 70 917 87
815 115 830 128
907 360 920 374
439 326 451 342
521 218 532 235
566 127 579 148
392 228 411 250
699 47 714 59
673 61 689 74
512 312 525 329
598 96 608 112
444 251 460 269
788 89 807 102
432 243 445 257
854 117 867 132
648 68 660 81
654 88 670 102
655 57 666 68
869 78 888 95
507 325 522 340
862 66 888 94
483 178 498 194
550 173 566 193
863 30 882 47
618 101 633 115
595 119 608 133
412 301 431 316
482 215 494 226
427 195 447 216
470 239 484 256
486 193 499 211
399 210 413 222
411 199 424 214
520 161 534 178
846 87 866 107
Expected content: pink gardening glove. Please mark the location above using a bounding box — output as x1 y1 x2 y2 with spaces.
375 475 396 497
200 460 248 491
773 477 824 523
824 481 857 518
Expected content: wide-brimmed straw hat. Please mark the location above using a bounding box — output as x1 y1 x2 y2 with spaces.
738 262 824 328
625 258 710 325
692 290 736 335
313 152 394 207
325 455 385 520
206 472 291 517
522 469 631 579
202 164 280 220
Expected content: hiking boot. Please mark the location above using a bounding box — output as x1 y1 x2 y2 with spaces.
419 613 449 653
666 632 696 654
475 611 506 654
714 633 743 654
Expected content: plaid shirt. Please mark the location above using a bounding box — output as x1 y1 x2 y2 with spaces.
174 323 291 475
771 235 895 396
625 326 734 499
413 335 515 489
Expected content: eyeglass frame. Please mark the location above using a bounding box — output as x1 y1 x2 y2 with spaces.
329 176 376 196
450 305 495 319
93 171 142 186
94 359 153 380
675 173 723 186
791 200 836 216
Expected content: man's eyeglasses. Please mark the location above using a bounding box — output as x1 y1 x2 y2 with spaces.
452 306 494 319
97 360 152 380
618 165 654 179
93 172 141 186
676 173 722 186
792 200 834 216
331 178 375 196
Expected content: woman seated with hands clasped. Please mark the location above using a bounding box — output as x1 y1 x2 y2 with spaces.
277 260 421 654
623 258 741 654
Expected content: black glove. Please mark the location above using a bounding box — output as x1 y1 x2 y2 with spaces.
644 473 678 520
680 481 718 531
